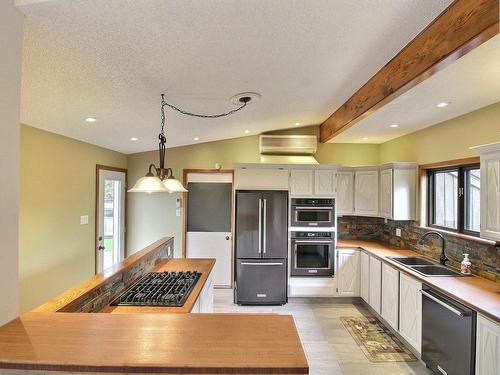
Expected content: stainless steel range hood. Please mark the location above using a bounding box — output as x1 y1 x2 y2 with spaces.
259 135 318 164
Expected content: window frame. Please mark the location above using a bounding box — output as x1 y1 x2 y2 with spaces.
427 163 480 236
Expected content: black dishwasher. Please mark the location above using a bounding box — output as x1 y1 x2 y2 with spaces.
421 285 476 375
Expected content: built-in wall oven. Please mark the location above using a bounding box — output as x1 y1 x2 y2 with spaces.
291 231 335 276
291 198 335 228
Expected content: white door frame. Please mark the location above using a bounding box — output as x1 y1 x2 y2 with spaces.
95 165 127 274
183 169 234 288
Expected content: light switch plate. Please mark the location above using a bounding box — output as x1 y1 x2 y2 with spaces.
176 198 181 209
176 207 181 217
396 228 402 237
80 215 89 225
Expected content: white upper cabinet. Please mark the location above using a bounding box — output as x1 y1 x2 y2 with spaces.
379 164 417 221
471 143 500 241
290 169 314 196
337 248 360 297
337 171 355 215
476 314 500 375
379 169 393 218
234 166 289 190
290 167 338 197
314 169 337 196
354 169 379 216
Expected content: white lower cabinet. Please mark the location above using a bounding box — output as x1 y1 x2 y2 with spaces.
398 273 422 353
337 249 360 296
476 314 500 375
381 263 399 330
360 251 369 302
192 272 214 313
368 257 382 314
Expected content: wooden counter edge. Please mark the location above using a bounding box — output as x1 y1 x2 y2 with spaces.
32 236 173 313
337 239 500 323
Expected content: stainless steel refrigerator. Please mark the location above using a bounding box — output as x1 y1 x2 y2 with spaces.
235 190 288 305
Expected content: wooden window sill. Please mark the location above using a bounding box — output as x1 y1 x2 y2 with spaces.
417 225 499 247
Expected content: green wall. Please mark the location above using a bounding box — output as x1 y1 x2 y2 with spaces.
19 125 127 312
380 102 500 164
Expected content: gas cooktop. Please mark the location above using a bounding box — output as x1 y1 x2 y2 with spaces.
110 271 201 307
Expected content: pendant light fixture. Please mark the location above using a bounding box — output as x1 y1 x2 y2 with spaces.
128 93 253 194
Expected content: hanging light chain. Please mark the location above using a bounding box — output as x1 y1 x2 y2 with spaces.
160 94 247 120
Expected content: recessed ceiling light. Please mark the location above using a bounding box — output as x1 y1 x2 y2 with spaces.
437 102 449 108
244 130 250 134
390 124 399 128
295 122 300 126
193 137 199 141
130 137 138 141
85 117 97 123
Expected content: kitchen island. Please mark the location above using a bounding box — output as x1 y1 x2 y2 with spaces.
0 237 308 374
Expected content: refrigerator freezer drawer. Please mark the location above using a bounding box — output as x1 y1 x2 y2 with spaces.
236 259 287 305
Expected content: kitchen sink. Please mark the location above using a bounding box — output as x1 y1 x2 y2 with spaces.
388 256 466 277
389 256 435 266
410 265 464 277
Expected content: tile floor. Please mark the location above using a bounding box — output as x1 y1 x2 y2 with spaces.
214 289 432 375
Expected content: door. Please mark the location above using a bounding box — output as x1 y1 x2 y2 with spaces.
381 263 399 330
354 170 379 216
185 172 233 288
481 155 500 241
290 169 313 196
337 249 359 296
96 166 126 273
399 273 422 353
360 251 370 302
236 191 262 259
476 314 500 375
379 169 393 219
314 170 336 196
337 171 354 215
369 256 382 314
236 259 286 304
262 191 288 258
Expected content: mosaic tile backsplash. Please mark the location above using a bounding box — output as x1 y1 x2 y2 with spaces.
338 216 499 282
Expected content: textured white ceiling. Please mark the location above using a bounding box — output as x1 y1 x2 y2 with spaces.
331 35 500 144
18 0 453 154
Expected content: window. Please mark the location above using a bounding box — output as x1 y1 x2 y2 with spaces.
427 164 480 235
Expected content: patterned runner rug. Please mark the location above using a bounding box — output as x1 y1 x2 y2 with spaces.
340 316 417 362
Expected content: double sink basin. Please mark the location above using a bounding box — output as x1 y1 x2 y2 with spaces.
388 256 466 277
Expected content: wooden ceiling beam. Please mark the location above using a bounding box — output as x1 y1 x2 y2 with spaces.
319 0 499 143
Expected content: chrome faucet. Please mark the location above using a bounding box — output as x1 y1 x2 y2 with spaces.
419 231 448 266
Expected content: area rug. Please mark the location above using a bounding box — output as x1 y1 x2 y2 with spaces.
340 316 417 362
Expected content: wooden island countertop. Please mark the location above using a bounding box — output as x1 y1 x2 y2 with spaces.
0 312 308 374
338 239 500 323
102 258 216 314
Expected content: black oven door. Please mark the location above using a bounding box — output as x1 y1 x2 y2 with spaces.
291 239 334 276
291 206 334 227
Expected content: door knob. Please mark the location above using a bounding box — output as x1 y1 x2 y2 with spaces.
98 245 105 251
225 236 230 240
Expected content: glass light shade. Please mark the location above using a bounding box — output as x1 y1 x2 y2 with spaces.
128 175 169 193
163 177 188 193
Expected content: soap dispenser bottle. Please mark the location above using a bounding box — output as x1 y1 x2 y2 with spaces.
461 253 472 275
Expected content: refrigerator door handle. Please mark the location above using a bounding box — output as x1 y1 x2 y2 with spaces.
263 198 267 254
241 262 284 266
258 198 262 254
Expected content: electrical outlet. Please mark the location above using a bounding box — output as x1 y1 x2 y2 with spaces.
80 215 89 225
396 228 402 237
